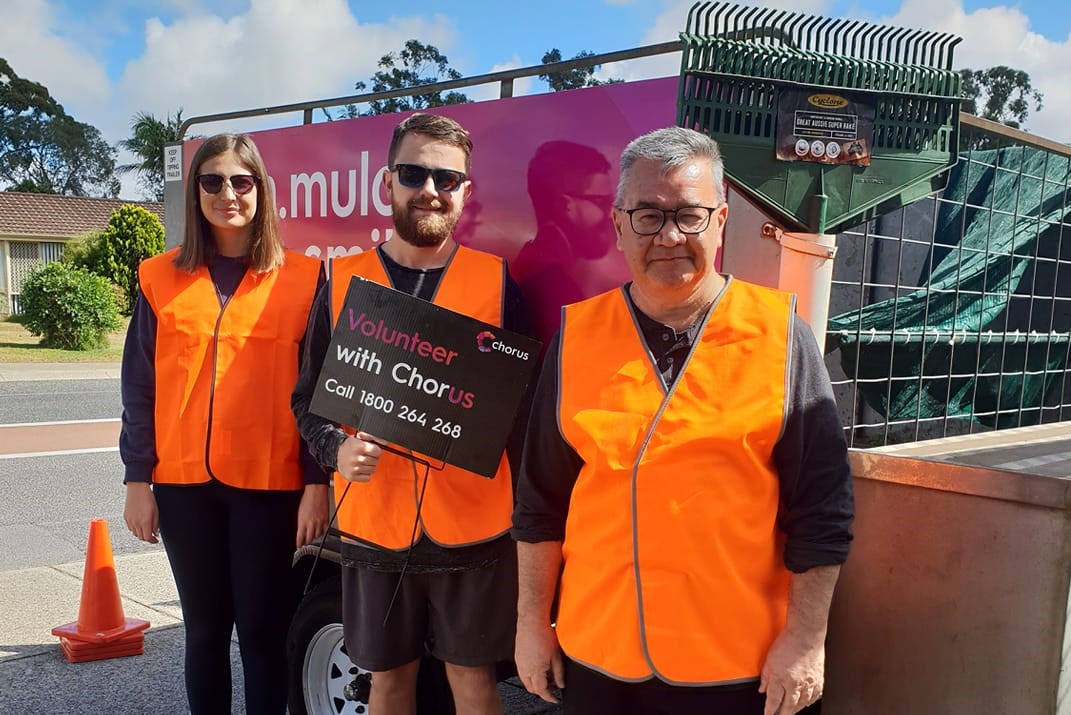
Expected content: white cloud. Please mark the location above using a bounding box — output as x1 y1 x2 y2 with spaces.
614 0 1070 143
1 0 112 114
4 0 464 197
5 0 1069 201
600 0 838 82
888 0 1071 141
116 1 458 138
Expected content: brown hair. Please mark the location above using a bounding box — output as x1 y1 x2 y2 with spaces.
387 113 473 172
175 133 284 273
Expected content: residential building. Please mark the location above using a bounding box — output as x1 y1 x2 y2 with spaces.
0 192 164 315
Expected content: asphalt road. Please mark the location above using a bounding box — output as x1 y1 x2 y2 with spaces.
0 379 138 572
0 376 190 714
0 377 121 424
0 375 560 714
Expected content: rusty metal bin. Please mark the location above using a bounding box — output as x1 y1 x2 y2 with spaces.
825 443 1071 714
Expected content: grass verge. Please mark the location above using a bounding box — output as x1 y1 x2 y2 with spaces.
0 316 128 363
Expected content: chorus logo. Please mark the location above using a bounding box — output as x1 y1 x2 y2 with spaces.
476 330 530 361
477 330 496 353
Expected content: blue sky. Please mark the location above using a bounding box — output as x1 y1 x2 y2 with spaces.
5 0 1070 199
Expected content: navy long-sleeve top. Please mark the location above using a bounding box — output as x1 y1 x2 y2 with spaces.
119 254 327 486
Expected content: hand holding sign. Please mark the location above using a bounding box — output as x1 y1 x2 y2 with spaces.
310 277 541 478
336 431 384 483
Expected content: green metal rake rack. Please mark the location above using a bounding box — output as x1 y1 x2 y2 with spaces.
678 2 963 234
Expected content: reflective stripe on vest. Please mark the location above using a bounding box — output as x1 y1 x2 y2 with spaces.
329 245 513 550
556 278 793 684
139 248 320 490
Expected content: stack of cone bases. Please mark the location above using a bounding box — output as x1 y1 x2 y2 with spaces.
51 519 150 663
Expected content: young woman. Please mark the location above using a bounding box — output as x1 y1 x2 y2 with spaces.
121 133 328 714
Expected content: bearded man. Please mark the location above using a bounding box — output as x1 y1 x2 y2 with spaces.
292 113 529 715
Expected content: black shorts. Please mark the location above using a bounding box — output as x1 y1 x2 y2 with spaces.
563 658 823 715
341 547 517 671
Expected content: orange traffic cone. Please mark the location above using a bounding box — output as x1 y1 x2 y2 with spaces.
51 518 150 663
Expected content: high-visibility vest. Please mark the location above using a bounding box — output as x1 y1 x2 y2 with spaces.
329 246 513 549
139 248 320 490
555 278 794 684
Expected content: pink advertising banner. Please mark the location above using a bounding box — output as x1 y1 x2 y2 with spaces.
183 76 679 343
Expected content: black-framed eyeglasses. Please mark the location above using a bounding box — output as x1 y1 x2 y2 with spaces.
620 205 719 235
197 173 257 195
390 164 468 193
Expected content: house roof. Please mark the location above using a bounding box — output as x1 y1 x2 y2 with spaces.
0 191 165 240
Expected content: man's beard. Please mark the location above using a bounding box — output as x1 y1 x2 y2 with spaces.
392 200 461 248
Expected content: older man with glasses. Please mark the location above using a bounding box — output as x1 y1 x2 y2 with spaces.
292 112 529 715
512 126 854 715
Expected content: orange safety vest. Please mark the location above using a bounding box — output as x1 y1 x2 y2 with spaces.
555 278 794 684
329 245 513 550
139 248 320 490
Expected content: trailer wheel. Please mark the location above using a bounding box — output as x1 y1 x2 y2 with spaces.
288 574 370 715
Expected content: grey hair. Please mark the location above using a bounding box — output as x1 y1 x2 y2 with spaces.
615 127 725 206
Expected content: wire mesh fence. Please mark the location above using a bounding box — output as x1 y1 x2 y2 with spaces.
826 117 1071 447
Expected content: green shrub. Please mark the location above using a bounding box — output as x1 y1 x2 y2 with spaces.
95 205 165 315
62 230 105 271
19 262 122 350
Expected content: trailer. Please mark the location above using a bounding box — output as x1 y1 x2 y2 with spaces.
828 424 1071 715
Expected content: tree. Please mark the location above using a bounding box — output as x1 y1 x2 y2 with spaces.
117 109 183 200
91 204 165 314
539 49 622 92
0 57 63 141
349 40 470 116
1 57 62 190
36 114 120 196
10 177 55 193
0 58 120 197
960 66 1044 131
0 57 57 106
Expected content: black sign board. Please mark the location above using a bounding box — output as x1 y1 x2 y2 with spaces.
309 276 541 478
775 88 876 167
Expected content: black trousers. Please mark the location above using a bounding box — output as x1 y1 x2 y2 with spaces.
156 480 301 715
563 658 823 715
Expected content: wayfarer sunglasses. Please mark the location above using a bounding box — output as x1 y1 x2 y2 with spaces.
390 164 468 192
197 173 258 195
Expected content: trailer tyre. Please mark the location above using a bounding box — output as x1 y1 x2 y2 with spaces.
288 574 371 715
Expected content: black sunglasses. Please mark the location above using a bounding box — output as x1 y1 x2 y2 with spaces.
197 173 257 195
390 164 467 193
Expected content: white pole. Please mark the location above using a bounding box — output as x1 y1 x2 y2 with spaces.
771 229 837 350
